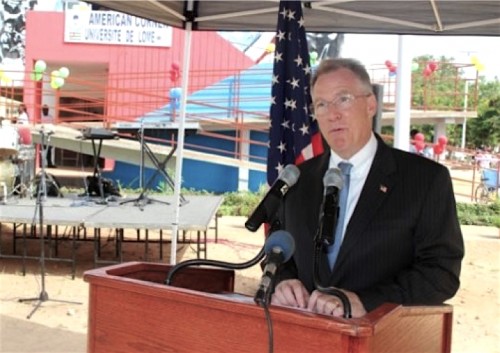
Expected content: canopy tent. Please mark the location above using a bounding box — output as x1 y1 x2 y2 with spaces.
84 0 499 264
86 1 500 36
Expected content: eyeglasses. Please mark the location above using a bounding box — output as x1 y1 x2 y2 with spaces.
312 93 372 116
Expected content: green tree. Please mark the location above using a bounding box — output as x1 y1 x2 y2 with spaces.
466 79 500 149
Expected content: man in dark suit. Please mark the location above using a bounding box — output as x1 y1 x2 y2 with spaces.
271 58 464 318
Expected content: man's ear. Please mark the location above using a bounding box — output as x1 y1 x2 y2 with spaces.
366 94 377 117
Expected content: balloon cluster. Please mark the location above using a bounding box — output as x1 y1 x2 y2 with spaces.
433 135 447 156
423 61 438 78
31 60 70 89
384 60 397 77
50 67 70 89
169 62 180 84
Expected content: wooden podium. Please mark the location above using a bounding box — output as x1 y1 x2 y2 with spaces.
84 262 453 353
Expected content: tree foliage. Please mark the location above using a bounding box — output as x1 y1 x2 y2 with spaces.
465 79 500 149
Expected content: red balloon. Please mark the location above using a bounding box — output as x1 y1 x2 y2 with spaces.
385 60 393 68
423 66 432 77
389 65 397 73
171 62 180 71
438 135 448 146
433 143 444 155
414 132 425 141
428 61 438 72
414 140 425 152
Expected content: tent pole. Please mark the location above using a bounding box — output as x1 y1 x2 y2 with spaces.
170 10 193 265
394 35 412 152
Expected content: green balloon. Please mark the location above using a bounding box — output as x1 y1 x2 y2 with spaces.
34 60 46 73
59 67 70 78
53 77 65 88
411 62 419 72
30 72 43 81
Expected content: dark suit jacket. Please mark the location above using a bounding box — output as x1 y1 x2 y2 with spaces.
276 134 464 312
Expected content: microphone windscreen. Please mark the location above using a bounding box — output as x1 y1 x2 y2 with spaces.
264 230 295 262
279 164 300 187
323 168 343 190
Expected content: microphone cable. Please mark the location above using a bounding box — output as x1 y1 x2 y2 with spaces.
312 241 352 319
259 300 274 353
165 247 265 285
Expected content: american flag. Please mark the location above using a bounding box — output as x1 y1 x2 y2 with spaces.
267 1 324 185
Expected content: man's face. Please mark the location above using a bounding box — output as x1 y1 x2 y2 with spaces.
311 68 377 160
42 107 48 116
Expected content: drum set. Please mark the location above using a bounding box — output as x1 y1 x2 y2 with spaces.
0 121 36 201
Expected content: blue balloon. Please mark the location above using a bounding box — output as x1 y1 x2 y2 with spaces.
169 87 182 99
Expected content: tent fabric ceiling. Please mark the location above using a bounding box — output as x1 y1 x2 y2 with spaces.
86 1 500 36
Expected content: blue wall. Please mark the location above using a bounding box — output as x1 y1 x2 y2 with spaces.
106 129 269 193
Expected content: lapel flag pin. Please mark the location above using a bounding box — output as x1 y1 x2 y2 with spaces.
379 185 388 193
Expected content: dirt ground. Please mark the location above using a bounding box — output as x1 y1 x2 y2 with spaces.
0 216 499 353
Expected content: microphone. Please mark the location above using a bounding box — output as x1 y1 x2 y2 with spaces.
254 230 295 306
245 164 300 232
317 168 343 247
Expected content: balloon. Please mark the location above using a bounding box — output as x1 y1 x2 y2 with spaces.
31 72 43 81
50 80 59 89
414 140 425 152
171 62 180 71
384 60 392 68
438 135 448 146
414 132 425 141
389 71 396 77
51 70 60 79
265 43 275 53
433 143 444 155
423 66 432 77
59 67 70 78
34 60 47 73
470 55 479 65
428 61 438 72
54 77 65 88
411 62 419 72
475 63 485 72
169 87 182 99
310 51 318 65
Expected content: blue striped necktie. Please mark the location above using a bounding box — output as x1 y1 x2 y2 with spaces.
328 162 353 270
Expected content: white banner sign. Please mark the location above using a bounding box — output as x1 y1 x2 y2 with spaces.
64 10 172 47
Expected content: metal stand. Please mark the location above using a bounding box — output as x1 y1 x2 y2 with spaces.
120 128 186 210
18 129 81 319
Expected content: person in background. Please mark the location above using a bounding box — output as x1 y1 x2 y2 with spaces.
16 103 28 124
271 58 464 318
41 104 56 168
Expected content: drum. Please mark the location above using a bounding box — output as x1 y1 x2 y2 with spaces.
0 125 19 158
0 159 16 199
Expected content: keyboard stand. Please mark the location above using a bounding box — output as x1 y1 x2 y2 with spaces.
120 131 187 210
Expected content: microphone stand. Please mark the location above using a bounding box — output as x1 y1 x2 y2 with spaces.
312 230 352 319
18 129 81 319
